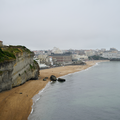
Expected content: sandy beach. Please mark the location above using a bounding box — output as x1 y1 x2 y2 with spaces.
0 60 108 120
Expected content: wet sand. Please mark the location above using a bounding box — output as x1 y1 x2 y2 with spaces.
0 60 108 120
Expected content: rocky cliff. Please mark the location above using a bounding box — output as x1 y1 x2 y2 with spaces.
0 45 39 92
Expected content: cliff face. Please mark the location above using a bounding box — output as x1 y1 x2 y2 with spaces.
0 61 15 91
0 46 39 92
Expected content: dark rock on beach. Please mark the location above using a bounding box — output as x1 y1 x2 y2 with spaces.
50 75 57 81
43 78 47 81
58 78 66 82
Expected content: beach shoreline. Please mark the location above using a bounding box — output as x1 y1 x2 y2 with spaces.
0 60 109 120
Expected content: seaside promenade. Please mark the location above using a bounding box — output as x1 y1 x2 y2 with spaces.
0 60 108 120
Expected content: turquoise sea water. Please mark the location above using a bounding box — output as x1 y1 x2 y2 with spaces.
28 62 120 120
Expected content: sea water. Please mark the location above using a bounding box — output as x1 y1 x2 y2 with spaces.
28 61 120 120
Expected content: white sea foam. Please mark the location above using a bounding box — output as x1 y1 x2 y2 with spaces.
30 108 33 114
83 63 98 71
28 82 50 119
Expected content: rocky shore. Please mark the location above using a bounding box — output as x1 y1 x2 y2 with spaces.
0 60 109 120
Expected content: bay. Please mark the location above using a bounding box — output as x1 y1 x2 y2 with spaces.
28 61 120 120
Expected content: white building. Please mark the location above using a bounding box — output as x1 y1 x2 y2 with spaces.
102 51 120 59
72 54 88 61
52 47 63 54
79 55 88 60
85 50 96 56
72 54 81 60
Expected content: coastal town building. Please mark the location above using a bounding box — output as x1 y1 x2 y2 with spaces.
72 53 88 61
52 47 63 54
34 47 120 61
68 49 75 54
101 48 106 52
85 50 96 56
77 50 85 55
102 51 120 59
110 48 118 52
33 50 52 56
101 48 120 59
50 52 72 65
72 54 81 61
37 54 52 66
79 55 88 60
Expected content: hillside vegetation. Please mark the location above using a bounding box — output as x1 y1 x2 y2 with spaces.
88 55 109 60
0 45 33 63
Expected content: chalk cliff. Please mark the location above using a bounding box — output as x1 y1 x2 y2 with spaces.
0 46 39 92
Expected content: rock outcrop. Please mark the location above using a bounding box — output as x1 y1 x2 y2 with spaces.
58 78 66 82
0 46 39 92
50 75 57 81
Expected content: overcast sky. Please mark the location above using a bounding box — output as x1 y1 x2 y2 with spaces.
0 0 120 50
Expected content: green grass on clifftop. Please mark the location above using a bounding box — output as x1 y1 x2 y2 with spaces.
5 45 33 54
0 45 33 63
0 48 16 63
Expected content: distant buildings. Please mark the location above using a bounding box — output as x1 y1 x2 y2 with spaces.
85 50 96 56
72 54 81 61
79 55 88 60
52 47 63 54
110 48 118 51
38 54 53 66
50 52 72 65
72 54 88 61
101 48 120 59
33 47 120 65
102 51 120 59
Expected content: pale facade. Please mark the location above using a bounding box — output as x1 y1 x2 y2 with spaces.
85 50 96 56
72 54 88 60
50 53 72 65
52 47 63 54
102 51 120 59
79 55 88 60
37 55 52 65
72 54 81 60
